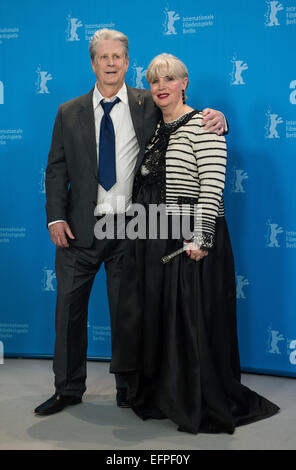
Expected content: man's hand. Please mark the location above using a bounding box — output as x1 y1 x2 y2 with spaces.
202 108 226 135
49 221 75 248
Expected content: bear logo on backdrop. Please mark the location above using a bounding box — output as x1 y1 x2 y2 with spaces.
236 274 249 299
64 13 116 43
162 4 214 36
230 55 248 85
265 220 296 249
267 327 285 354
231 168 248 193
265 109 283 138
265 1 284 26
266 326 296 366
264 1 296 27
265 96 296 140
265 219 284 247
163 5 180 35
42 267 56 292
66 15 83 41
36 66 52 94
131 62 147 89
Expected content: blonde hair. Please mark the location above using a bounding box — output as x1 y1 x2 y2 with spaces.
146 53 188 84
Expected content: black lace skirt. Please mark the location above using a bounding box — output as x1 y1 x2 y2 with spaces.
110 180 279 434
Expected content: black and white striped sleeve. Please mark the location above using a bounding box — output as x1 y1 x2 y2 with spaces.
192 119 227 249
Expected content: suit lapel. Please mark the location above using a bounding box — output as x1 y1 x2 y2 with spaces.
78 86 147 177
78 89 98 175
127 86 145 151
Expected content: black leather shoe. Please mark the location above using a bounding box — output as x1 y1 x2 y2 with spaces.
34 393 82 415
116 388 130 408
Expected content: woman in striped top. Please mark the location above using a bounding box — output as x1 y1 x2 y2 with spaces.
111 54 279 434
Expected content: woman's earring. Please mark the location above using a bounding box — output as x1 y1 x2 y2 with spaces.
182 89 186 104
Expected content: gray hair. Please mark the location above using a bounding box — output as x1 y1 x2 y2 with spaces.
146 53 188 84
89 28 129 62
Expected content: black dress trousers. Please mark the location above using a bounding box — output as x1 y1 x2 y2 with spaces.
53 229 127 397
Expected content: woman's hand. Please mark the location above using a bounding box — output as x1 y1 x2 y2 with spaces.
184 241 208 262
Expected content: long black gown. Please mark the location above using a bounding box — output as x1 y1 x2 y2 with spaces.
110 113 279 434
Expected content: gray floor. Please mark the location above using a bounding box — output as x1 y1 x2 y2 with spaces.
0 358 295 450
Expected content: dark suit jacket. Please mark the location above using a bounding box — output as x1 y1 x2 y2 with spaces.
45 85 161 247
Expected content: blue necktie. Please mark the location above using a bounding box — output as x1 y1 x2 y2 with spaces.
98 97 120 191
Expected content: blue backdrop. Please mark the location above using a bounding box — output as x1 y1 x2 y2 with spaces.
1 0 296 377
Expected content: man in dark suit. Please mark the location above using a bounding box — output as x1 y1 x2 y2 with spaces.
34 28 226 415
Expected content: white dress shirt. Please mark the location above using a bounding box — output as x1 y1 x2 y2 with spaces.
93 83 139 215
48 83 140 227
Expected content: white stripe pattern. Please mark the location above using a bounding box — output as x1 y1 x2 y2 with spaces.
165 112 227 244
